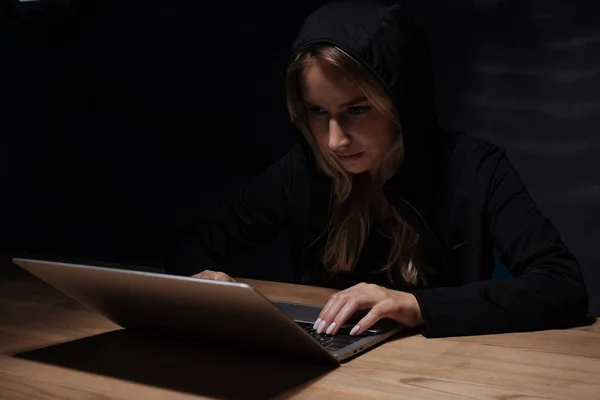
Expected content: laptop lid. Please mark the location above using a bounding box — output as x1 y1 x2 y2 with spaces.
12 258 338 364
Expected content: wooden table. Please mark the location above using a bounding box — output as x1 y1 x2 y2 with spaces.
1 258 599 399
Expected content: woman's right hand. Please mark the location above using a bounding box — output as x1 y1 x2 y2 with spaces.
191 270 236 282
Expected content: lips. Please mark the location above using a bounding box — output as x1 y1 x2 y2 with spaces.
337 152 363 160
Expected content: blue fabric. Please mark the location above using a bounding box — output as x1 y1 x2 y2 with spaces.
492 249 512 279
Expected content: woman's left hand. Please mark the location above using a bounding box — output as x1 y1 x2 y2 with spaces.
314 283 424 336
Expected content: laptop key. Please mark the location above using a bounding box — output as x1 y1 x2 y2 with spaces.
297 322 372 352
303 327 342 347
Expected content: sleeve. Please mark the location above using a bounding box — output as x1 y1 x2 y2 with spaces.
412 147 590 338
167 150 299 277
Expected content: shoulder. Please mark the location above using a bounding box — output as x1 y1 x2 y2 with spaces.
437 131 517 209
447 131 505 163
260 141 324 197
254 142 313 181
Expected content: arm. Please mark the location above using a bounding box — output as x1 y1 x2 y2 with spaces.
413 147 590 337
168 149 302 277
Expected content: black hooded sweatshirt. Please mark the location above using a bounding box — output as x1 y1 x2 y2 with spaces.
171 0 590 337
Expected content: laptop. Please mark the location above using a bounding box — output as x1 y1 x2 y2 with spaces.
12 258 405 364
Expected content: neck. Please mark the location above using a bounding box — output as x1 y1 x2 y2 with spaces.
357 173 389 220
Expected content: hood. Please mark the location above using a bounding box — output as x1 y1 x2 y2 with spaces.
289 0 443 214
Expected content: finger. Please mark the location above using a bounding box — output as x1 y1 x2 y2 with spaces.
221 274 236 282
315 283 368 331
316 294 348 334
193 270 234 282
213 272 236 282
330 297 373 335
191 271 210 279
317 293 338 322
351 306 386 336
198 271 217 280
318 282 366 319
316 291 343 327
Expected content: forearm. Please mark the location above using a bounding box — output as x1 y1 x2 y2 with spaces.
412 270 589 338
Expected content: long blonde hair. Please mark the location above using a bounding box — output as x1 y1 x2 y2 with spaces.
285 44 427 286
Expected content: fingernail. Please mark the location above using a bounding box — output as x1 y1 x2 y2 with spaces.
325 322 336 335
313 318 321 330
317 320 327 334
350 325 360 336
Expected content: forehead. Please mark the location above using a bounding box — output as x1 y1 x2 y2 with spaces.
300 61 363 104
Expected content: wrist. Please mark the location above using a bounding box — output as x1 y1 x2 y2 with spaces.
407 293 424 327
390 289 424 328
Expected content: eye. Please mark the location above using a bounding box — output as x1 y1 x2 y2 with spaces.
307 106 327 115
347 106 371 115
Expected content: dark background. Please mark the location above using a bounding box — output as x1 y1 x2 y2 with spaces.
2 0 599 314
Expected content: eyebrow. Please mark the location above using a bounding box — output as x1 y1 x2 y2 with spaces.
303 95 368 108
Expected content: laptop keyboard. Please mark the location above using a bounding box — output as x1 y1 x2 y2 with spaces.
296 322 370 351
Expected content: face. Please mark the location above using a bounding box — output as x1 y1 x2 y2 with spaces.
300 61 397 176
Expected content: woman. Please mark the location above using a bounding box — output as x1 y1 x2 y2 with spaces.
171 0 589 338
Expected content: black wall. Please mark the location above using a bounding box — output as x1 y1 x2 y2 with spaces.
2 0 599 313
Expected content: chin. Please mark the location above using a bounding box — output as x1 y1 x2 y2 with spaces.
340 163 370 175
343 167 365 175
335 153 375 174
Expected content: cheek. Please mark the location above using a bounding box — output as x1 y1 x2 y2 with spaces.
352 119 395 149
369 121 397 152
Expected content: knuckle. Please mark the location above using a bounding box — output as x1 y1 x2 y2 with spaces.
347 297 360 308
383 298 397 309
372 305 387 318
372 306 384 316
203 271 218 279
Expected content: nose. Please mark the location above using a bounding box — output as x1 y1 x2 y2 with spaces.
327 119 350 152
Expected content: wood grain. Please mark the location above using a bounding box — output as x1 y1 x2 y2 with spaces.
1 264 598 400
